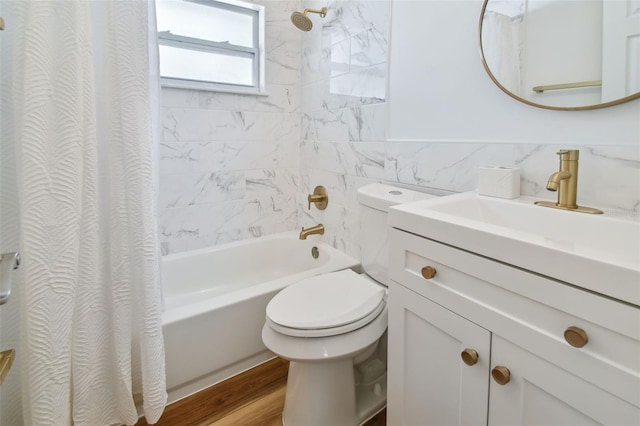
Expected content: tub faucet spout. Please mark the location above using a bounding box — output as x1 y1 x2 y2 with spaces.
299 224 324 240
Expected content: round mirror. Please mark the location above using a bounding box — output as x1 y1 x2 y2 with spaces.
479 0 640 110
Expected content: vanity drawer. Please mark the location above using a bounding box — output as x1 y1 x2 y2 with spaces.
389 228 640 407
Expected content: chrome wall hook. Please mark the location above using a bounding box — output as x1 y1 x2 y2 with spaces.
0 252 21 305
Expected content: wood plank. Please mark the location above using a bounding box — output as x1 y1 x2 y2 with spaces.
134 356 387 426
364 408 387 426
135 357 289 426
205 384 285 426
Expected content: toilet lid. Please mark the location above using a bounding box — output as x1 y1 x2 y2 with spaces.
266 269 385 331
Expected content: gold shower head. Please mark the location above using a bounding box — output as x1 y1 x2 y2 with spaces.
290 7 327 32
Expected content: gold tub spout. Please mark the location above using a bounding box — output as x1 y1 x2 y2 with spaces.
299 224 324 240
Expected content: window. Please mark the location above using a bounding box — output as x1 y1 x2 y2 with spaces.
156 0 265 94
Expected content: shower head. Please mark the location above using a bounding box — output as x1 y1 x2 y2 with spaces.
291 11 313 31
290 7 327 32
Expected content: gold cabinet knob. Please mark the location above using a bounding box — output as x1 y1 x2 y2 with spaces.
564 326 588 348
460 348 478 366
421 266 437 279
491 366 511 385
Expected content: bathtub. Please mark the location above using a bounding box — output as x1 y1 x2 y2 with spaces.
161 231 360 402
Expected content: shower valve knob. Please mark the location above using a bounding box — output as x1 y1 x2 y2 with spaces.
307 186 328 210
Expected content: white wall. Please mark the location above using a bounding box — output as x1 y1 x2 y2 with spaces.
388 0 639 212
0 3 23 420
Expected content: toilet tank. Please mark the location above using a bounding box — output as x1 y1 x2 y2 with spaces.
357 183 437 286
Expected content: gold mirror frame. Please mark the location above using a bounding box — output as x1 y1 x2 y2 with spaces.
478 0 640 111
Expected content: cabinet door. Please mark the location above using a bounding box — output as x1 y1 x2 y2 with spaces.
489 335 640 426
387 281 491 426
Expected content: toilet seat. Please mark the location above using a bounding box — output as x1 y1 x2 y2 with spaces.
266 269 386 338
266 300 385 337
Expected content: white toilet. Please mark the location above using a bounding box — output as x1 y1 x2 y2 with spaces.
262 183 434 426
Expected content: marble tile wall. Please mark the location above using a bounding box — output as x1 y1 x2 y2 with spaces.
159 0 302 254
160 0 639 257
299 0 391 259
301 0 639 262
385 142 640 215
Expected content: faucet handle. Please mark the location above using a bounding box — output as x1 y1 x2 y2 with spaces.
307 185 328 210
556 149 579 160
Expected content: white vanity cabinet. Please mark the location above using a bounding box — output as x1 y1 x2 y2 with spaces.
387 227 640 426
387 281 490 425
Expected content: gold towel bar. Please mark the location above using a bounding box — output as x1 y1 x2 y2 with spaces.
533 80 602 93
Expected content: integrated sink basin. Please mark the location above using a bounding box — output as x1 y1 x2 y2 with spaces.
389 192 640 306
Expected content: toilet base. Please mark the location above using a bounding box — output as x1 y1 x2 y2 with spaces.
281 341 387 426
262 307 389 425
283 359 357 426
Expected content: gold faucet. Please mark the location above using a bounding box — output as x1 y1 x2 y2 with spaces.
534 150 603 214
299 224 324 240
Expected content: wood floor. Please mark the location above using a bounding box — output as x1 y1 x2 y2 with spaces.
135 358 386 426
206 381 286 426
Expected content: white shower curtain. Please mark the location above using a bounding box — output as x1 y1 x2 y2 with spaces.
7 0 166 424
482 10 523 95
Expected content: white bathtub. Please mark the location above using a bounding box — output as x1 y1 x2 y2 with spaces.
161 231 360 402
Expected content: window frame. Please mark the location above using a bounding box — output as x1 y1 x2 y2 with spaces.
157 0 266 95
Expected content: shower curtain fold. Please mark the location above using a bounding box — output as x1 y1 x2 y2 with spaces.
482 10 523 95
6 0 166 424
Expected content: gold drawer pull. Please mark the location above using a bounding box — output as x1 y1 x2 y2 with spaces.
461 348 478 366
421 266 437 279
564 326 588 348
491 366 510 385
